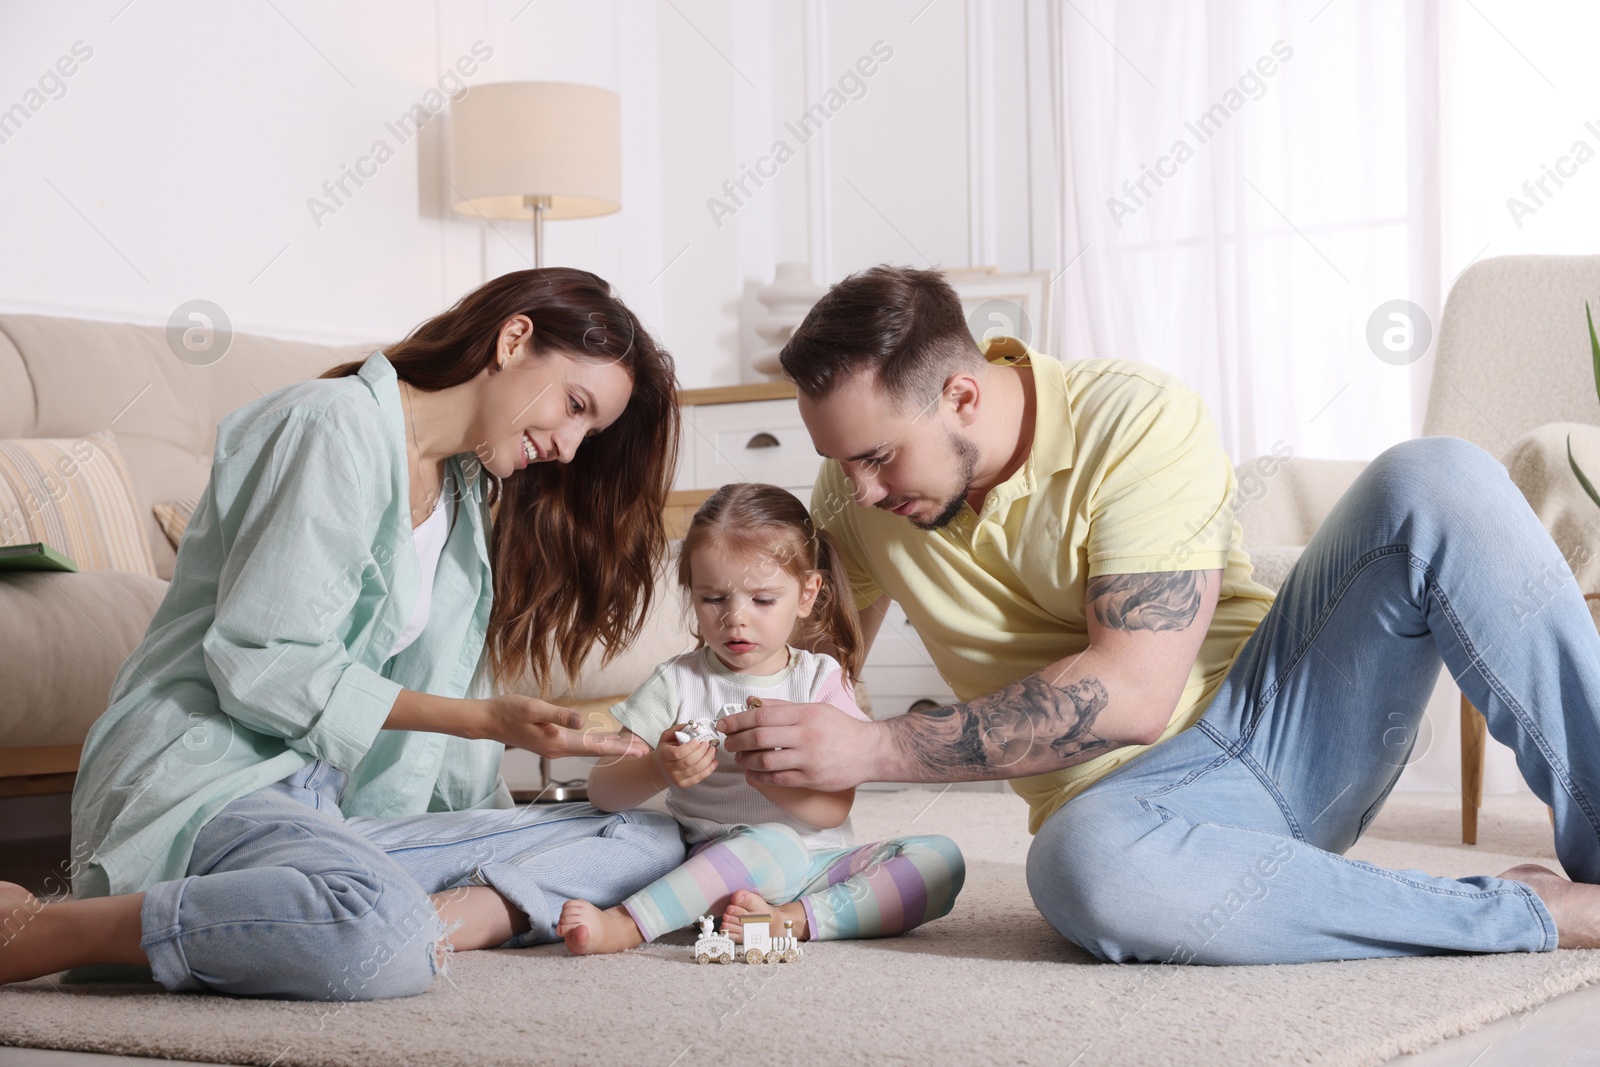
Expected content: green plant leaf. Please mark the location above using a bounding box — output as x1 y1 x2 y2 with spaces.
1589 302 1600 405
1569 432 1600 511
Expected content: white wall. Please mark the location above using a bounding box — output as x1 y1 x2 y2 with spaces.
0 0 1043 386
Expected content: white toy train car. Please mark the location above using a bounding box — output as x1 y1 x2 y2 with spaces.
692 913 803 965
693 915 735 964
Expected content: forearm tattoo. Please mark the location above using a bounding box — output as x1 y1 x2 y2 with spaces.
883 571 1211 781
1086 571 1206 632
886 672 1115 782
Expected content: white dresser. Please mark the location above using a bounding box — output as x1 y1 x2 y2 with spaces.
673 383 957 721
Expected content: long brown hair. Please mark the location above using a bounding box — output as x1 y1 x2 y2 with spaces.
677 483 864 685
321 268 679 691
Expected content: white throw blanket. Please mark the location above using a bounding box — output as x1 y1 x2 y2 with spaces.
1504 422 1600 624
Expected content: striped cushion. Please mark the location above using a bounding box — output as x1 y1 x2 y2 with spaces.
0 430 157 576
152 494 201 551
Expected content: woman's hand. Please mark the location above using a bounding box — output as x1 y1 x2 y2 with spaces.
652 725 717 789
479 694 649 762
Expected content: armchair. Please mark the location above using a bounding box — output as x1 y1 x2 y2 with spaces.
1231 255 1600 845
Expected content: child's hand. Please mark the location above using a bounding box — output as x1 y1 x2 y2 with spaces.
653 725 717 790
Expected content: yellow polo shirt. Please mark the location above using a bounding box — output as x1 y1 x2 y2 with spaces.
811 339 1276 832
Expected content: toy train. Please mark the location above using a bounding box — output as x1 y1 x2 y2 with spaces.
673 717 723 746
693 913 803 965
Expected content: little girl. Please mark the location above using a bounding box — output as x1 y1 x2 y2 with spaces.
557 483 966 954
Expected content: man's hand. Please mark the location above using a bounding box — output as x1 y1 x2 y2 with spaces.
719 699 882 791
477 695 649 762
652 725 717 789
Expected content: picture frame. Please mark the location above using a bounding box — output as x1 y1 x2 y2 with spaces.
941 268 1053 353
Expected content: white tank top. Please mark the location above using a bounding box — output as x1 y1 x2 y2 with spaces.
388 480 452 661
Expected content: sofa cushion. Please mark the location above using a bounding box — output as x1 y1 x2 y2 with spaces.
1244 545 1303 594
0 430 157 576
152 494 201 551
0 570 168 746
1504 422 1600 610
0 314 373 581
1233 455 1368 555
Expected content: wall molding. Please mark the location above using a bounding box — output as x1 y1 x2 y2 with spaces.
802 0 833 283
964 0 997 269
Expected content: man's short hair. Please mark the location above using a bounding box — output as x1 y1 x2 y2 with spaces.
780 264 984 408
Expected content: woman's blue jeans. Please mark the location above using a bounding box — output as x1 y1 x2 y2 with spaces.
1028 436 1599 963
139 761 685 999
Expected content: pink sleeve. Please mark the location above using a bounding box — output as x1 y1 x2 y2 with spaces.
814 665 871 722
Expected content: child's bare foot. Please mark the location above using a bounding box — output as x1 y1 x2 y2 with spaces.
556 900 645 955
720 890 808 944
1500 864 1600 948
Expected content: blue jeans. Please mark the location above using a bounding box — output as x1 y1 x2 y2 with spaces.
1028 436 1598 963
139 760 685 999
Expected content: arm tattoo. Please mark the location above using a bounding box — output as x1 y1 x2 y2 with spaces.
1086 571 1206 632
885 671 1115 782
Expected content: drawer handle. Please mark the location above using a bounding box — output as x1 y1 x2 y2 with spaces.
745 432 780 449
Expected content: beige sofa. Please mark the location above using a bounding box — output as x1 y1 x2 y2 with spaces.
0 312 695 796
0 315 366 792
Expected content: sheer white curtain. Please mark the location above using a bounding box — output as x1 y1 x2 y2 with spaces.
1042 0 1442 465
1034 0 1600 796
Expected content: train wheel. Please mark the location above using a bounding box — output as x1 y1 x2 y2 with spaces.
696 953 710 965
781 949 799 963
744 948 764 964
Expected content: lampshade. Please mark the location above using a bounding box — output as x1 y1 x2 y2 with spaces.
447 81 621 221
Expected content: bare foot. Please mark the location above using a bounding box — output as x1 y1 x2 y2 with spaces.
720 889 808 944
1499 864 1600 948
0 883 149 984
0 882 52 984
556 900 645 955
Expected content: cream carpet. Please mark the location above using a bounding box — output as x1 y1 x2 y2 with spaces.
3 790 1598 1067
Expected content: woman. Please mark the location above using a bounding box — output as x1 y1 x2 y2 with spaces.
0 268 688 1000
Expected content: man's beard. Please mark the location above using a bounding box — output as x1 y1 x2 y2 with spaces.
911 432 980 531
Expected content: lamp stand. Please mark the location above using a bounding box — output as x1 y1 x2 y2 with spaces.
535 757 590 804
525 194 552 269
521 192 577 803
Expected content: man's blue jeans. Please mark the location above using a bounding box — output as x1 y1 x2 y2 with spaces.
139 760 685 998
1028 436 1597 963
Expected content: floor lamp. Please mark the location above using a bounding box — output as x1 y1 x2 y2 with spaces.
447 81 622 269
448 82 622 802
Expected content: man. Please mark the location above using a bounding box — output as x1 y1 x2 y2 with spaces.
720 264 1600 964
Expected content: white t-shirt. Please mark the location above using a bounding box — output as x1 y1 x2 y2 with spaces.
608 645 869 849
388 482 452 661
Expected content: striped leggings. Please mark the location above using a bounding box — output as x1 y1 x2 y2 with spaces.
621 823 966 942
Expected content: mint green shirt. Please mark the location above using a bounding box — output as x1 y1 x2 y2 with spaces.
70 352 509 898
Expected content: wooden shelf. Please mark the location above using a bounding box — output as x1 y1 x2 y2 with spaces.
665 488 715 539
0 744 81 777
678 381 797 406
0 745 81 796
